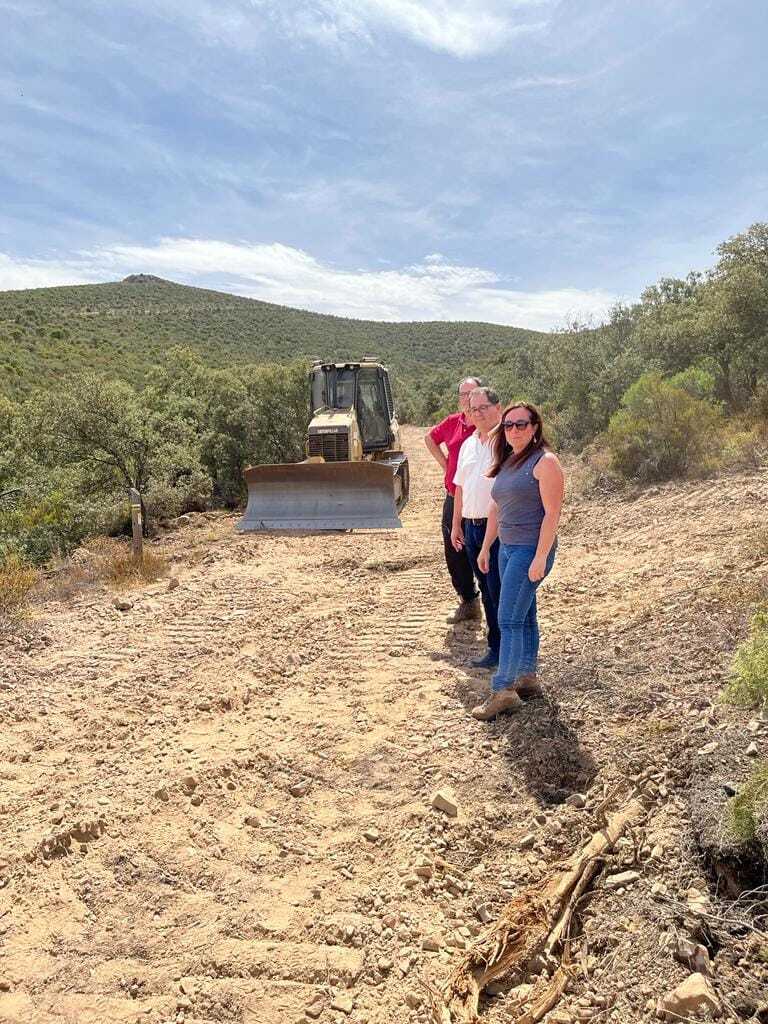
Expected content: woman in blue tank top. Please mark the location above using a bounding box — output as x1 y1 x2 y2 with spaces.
474 402 564 720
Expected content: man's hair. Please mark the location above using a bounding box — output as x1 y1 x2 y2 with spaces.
458 376 482 392
469 385 499 406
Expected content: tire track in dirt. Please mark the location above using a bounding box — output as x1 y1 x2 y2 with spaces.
2 431 768 1024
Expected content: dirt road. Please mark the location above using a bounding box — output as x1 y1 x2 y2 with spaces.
1 428 766 1024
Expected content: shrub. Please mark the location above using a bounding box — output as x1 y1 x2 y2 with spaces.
47 537 168 595
724 609 768 708
606 372 721 481
729 762 768 851
144 471 212 522
0 553 38 622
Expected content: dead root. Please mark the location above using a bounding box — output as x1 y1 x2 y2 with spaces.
428 795 648 1023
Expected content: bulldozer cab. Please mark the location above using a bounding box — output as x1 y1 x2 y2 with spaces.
310 362 394 452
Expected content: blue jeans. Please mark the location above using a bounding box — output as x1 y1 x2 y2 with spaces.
491 542 556 693
463 519 500 656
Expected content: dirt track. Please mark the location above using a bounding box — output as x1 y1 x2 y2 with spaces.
1 427 767 1024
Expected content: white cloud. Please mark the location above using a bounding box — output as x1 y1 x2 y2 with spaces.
0 239 617 331
282 0 552 58
0 253 98 291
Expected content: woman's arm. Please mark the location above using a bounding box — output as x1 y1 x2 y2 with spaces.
529 454 565 581
477 501 499 573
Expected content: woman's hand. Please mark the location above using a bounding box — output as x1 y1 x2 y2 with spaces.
528 554 547 582
451 524 464 552
478 547 490 574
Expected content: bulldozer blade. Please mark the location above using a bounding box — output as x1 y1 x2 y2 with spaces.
238 461 403 531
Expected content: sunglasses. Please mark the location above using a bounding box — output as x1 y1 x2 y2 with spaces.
502 419 534 430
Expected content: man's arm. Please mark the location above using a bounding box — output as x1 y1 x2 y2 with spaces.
451 485 464 550
424 428 448 473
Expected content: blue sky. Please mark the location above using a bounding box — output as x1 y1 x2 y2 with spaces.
1 0 766 329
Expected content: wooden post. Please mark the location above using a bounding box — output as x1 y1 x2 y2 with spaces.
129 488 143 563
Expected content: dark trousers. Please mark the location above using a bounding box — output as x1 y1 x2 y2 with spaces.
463 519 501 655
441 493 478 602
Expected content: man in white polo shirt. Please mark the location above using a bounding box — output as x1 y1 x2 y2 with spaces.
450 386 502 669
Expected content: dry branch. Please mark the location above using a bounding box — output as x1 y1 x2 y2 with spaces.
430 796 647 1023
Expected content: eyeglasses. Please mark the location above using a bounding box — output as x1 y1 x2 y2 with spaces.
470 403 494 413
502 419 533 430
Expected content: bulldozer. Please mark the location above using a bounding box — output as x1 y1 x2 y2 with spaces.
237 359 410 531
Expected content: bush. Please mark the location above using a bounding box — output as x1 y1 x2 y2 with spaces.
144 471 212 522
0 552 38 622
729 762 768 851
43 538 168 599
606 371 722 481
724 609 768 708
93 540 168 587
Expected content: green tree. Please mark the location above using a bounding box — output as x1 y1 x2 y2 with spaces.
606 372 721 482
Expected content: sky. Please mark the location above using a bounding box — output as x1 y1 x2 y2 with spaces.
1 0 766 329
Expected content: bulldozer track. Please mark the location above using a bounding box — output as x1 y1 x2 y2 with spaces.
1 428 766 1023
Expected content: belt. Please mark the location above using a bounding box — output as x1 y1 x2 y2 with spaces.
464 517 488 526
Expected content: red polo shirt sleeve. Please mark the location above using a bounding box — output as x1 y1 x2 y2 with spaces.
429 415 453 445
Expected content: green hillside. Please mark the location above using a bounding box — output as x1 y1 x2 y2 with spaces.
0 274 543 400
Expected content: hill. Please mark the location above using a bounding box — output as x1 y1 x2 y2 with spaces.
0 275 544 400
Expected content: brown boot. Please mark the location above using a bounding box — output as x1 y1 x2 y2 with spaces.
516 673 543 698
471 687 523 721
446 597 482 624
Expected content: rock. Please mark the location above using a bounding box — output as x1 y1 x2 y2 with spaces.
182 775 197 792
676 936 712 975
511 982 533 1002
167 578 180 591
405 991 422 1009
431 788 459 817
656 973 721 1020
476 903 493 924
0 980 11 992
604 870 640 890
330 994 354 1014
566 793 587 808
363 828 380 843
686 887 711 914
290 780 312 798
422 934 444 952
518 833 536 849
304 1000 324 1019
698 741 718 755
154 786 170 802
746 741 759 756
113 597 133 611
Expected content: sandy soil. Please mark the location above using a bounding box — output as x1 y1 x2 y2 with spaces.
1 426 766 1024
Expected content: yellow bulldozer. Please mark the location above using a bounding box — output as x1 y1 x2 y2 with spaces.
237 359 410 531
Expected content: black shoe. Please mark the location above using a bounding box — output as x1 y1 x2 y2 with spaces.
470 651 499 669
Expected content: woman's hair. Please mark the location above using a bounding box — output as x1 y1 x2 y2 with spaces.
488 401 551 478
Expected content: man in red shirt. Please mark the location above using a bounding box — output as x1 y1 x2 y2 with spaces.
425 377 481 622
